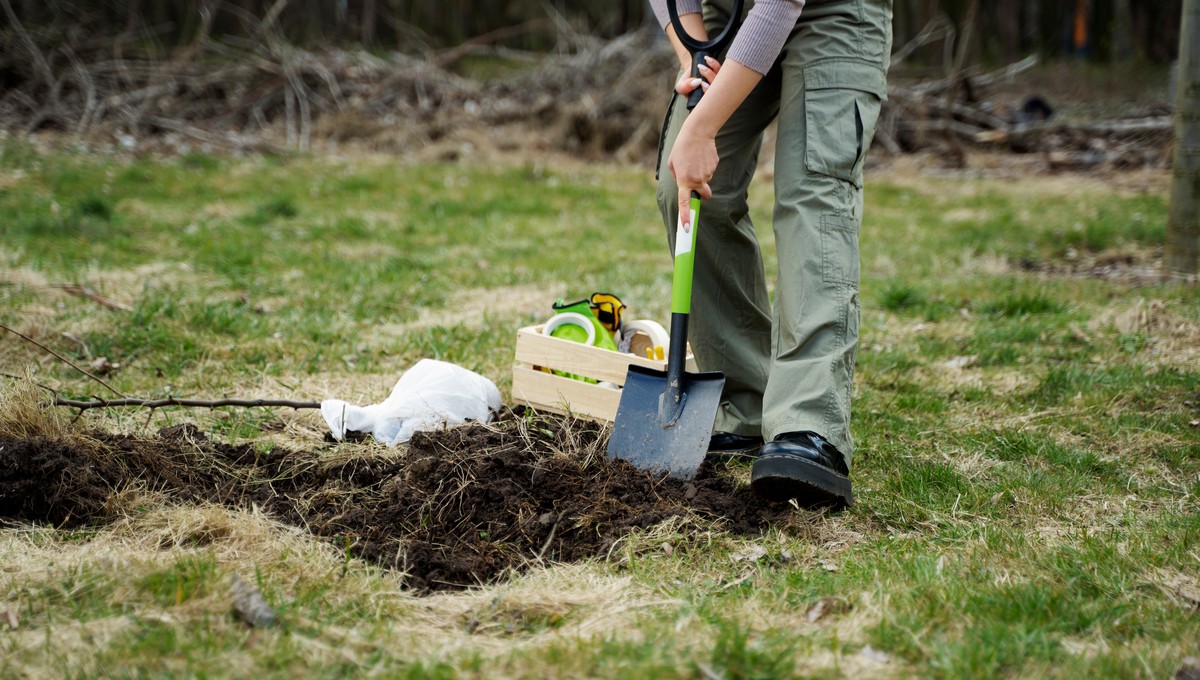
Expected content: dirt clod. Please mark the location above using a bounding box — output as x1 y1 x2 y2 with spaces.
0 413 793 592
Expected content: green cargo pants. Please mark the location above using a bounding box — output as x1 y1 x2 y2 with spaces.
656 0 892 469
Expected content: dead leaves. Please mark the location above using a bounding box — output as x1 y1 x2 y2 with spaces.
804 596 851 624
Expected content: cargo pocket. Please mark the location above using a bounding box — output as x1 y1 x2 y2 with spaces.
821 213 860 287
803 60 887 189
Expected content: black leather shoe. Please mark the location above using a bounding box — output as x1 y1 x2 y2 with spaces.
751 431 852 508
706 432 764 462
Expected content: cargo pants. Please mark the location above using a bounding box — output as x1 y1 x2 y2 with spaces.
656 0 892 469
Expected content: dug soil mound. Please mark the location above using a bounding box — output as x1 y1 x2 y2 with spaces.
0 412 793 591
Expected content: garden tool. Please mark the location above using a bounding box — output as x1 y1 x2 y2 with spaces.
552 297 618 351
607 191 725 479
589 292 626 337
605 0 740 481
667 0 743 111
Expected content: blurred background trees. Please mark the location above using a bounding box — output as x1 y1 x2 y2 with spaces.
0 0 1180 166
2 0 1184 64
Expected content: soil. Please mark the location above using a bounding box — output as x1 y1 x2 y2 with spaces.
0 411 794 592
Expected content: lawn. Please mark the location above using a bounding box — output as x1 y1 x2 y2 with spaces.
1 143 1197 678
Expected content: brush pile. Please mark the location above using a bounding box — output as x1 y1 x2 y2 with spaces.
876 12 1172 170
0 7 1172 168
0 10 675 162
879 56 1172 170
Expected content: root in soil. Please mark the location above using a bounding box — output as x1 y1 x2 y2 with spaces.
0 411 794 592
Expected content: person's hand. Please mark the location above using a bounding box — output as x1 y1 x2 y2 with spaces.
673 55 721 98
669 55 721 231
667 119 717 232
666 57 763 232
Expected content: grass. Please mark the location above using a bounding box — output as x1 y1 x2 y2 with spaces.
2 143 1198 678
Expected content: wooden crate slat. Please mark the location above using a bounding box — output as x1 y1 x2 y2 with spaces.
511 325 698 424
515 326 696 383
511 364 621 422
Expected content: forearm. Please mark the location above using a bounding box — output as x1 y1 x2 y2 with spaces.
653 0 805 75
664 13 708 72
681 58 762 138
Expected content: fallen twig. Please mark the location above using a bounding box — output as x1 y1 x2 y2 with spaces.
47 283 134 312
975 117 1172 144
1 372 319 412
0 322 126 398
51 396 320 410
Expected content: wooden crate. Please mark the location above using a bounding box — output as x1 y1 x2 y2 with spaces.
511 325 696 423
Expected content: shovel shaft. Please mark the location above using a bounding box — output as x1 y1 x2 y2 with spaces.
661 311 690 422
663 192 701 425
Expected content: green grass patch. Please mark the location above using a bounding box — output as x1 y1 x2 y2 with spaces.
878 281 926 312
246 195 300 225
978 291 1066 317
139 555 221 606
2 146 1198 678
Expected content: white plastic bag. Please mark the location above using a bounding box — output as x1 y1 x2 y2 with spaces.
321 359 502 445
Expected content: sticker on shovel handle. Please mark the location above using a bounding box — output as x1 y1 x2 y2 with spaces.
674 203 698 257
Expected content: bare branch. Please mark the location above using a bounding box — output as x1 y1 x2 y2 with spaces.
64 45 98 135
0 0 58 95
890 14 955 68
258 0 291 39
430 19 553 69
51 396 320 411
1 373 318 412
47 283 134 311
0 322 126 398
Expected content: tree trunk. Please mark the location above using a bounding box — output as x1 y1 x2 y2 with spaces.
1111 0 1133 61
1167 0 1200 277
120 0 142 36
996 0 1020 62
941 0 979 168
1022 0 1041 52
362 0 377 46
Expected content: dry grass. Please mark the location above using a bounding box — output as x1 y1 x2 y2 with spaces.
1 501 680 677
389 283 550 335
0 377 69 441
871 152 1169 198
1090 297 1200 370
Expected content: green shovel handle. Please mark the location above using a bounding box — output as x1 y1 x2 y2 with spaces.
671 192 701 315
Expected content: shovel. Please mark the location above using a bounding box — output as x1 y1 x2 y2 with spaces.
606 0 741 480
607 190 726 479
609 0 739 479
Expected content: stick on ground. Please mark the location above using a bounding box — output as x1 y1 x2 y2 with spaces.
0 322 126 398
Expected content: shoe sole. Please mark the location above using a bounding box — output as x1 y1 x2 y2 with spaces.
751 454 853 509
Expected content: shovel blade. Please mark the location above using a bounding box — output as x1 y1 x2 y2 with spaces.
607 364 725 480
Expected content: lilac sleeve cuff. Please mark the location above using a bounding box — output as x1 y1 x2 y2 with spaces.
726 0 805 75
649 0 805 75
649 0 702 29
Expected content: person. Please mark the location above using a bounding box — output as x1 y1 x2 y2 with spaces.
647 0 892 509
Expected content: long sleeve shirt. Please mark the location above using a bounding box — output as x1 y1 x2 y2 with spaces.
648 0 805 75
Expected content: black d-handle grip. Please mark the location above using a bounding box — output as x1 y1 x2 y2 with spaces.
666 0 744 110
687 51 709 110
